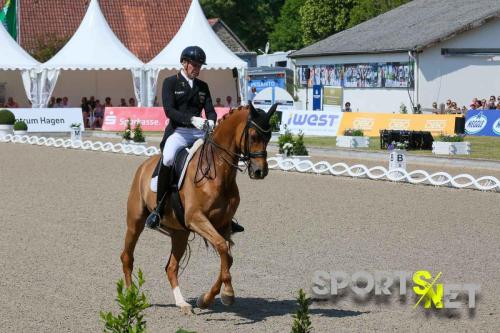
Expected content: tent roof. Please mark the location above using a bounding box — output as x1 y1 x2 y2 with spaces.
0 24 39 70
147 0 247 70
42 0 143 70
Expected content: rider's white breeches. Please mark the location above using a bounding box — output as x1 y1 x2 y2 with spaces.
162 127 205 166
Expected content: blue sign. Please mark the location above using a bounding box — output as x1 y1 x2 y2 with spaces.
249 78 286 93
312 85 322 111
465 110 500 136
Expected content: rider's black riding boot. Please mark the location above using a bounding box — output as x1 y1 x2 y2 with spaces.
231 218 245 233
145 164 171 229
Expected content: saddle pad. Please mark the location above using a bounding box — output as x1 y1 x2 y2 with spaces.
177 139 204 190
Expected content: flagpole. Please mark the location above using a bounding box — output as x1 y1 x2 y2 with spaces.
15 0 20 43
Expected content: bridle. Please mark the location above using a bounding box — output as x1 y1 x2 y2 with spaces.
194 112 271 183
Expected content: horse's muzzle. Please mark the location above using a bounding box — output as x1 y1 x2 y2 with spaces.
249 164 268 179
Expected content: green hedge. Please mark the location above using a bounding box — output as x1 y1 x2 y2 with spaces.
0 109 16 125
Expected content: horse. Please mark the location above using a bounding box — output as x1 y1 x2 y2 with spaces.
120 102 278 313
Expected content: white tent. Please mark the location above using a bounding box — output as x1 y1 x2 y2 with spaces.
40 0 145 107
145 0 248 107
0 24 40 107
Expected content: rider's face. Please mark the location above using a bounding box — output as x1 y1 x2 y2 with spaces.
183 60 202 79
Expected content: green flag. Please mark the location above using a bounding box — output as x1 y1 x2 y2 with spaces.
0 0 17 40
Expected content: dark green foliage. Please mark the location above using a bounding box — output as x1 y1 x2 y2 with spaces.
291 289 312 333
0 109 16 125
100 269 150 333
269 0 306 51
269 112 281 132
133 122 145 143
123 119 132 141
29 34 69 62
293 131 308 156
343 128 364 136
13 120 28 131
348 0 410 28
437 134 465 142
278 125 294 153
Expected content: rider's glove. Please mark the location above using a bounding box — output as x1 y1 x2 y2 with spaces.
191 116 206 130
207 119 215 130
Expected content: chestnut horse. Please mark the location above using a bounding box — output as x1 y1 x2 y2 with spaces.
120 103 278 313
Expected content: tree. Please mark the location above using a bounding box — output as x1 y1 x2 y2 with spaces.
300 0 355 46
200 0 285 51
348 0 411 28
269 0 306 52
29 34 69 62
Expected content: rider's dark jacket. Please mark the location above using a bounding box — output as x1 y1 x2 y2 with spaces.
160 72 217 150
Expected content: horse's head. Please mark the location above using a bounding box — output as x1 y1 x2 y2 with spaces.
241 102 278 179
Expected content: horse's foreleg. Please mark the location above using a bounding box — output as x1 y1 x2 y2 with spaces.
165 230 192 313
121 207 147 287
187 216 234 308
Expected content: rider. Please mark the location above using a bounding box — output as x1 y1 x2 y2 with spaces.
146 46 244 233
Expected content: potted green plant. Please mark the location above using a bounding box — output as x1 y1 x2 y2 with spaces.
0 109 16 137
69 123 82 141
432 134 470 155
13 120 28 135
277 126 309 161
122 118 133 143
336 128 370 148
132 122 146 146
278 125 294 158
292 131 309 160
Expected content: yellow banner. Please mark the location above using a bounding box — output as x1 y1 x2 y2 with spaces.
338 112 461 136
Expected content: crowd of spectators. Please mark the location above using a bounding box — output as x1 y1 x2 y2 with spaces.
213 95 238 108
432 95 500 114
0 96 20 108
80 96 134 129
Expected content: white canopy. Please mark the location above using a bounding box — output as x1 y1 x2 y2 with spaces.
0 24 39 70
147 0 247 70
42 0 143 70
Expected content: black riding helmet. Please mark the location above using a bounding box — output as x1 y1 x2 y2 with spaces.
180 46 207 65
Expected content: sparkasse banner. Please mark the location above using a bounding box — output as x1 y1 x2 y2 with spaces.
10 108 84 132
280 110 344 136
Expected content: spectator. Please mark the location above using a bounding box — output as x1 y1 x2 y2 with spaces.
480 99 488 110
120 98 127 107
488 96 496 109
55 97 63 107
214 97 223 107
248 86 257 101
342 101 352 112
470 103 477 110
89 96 97 110
6 97 19 108
93 99 104 129
497 102 500 110
62 97 69 107
104 97 112 107
48 96 56 108
128 97 136 107
225 95 232 107
431 102 439 114
81 97 90 128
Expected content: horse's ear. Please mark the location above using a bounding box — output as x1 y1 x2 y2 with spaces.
267 103 280 120
249 101 259 118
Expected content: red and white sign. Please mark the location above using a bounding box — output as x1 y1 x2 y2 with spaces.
102 107 232 132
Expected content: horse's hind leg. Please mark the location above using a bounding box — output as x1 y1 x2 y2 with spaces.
187 216 234 309
121 204 147 287
165 229 191 313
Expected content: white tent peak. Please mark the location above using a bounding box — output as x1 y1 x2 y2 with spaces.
0 24 39 70
147 0 247 70
42 0 143 70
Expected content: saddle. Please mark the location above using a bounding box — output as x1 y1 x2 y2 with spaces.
152 139 204 229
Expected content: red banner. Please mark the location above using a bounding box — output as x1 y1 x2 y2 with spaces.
102 107 231 132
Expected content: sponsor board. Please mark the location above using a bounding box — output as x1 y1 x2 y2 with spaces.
280 110 343 136
338 112 459 137
10 108 84 132
465 110 500 136
102 107 231 132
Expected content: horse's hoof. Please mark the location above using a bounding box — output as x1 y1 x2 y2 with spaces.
180 304 193 315
221 291 235 306
196 293 214 309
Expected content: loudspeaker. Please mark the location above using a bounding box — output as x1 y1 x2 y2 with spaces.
232 67 238 78
455 117 465 134
304 68 311 80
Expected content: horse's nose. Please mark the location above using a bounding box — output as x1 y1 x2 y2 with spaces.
254 168 263 178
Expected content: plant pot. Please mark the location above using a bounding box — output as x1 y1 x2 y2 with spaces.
70 127 82 141
432 141 470 155
0 124 13 137
291 155 310 162
336 136 370 148
13 130 28 135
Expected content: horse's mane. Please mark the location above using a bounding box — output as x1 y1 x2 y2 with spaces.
216 105 247 127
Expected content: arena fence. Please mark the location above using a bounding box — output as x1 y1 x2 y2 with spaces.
1 134 499 192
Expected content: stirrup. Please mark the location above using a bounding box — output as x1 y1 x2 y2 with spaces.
145 211 161 229
231 218 244 233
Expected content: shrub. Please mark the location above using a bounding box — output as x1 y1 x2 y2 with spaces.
399 103 408 114
100 269 150 333
343 128 364 136
269 112 281 132
278 125 294 154
13 120 28 131
0 109 16 125
437 134 465 142
122 119 132 141
133 122 146 143
291 289 312 333
293 131 308 156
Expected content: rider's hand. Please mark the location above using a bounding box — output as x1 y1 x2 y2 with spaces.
191 116 206 130
207 120 215 130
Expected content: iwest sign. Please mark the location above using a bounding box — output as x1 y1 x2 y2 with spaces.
280 110 343 136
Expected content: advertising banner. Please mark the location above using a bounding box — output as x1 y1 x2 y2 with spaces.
102 107 232 132
465 110 500 136
280 110 344 136
10 108 84 132
337 113 460 137
323 86 343 110
312 85 322 110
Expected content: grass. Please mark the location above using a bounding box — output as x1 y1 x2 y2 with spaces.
300 136 500 161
